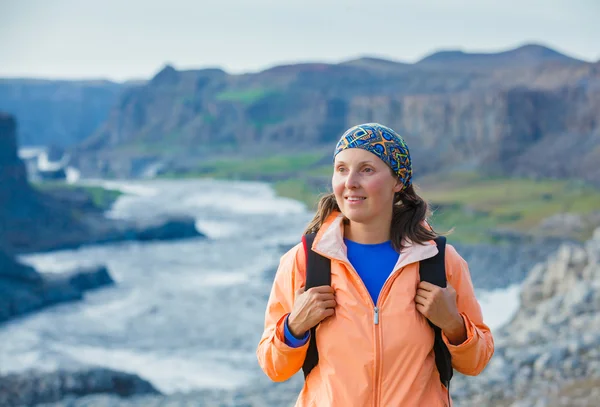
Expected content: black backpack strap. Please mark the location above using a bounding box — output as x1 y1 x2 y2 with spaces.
419 236 454 391
300 233 331 378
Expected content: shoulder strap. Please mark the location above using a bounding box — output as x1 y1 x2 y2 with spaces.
419 236 454 390
419 236 447 287
302 233 331 288
300 234 453 388
300 233 331 378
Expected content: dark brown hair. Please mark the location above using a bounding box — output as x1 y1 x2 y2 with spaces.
303 184 439 252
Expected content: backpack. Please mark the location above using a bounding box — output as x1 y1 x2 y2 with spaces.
300 233 453 391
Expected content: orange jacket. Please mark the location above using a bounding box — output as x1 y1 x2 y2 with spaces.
257 212 494 406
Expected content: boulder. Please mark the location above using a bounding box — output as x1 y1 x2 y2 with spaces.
0 251 115 324
0 368 160 406
129 215 203 242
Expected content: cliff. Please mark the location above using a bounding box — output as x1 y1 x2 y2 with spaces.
348 84 600 183
0 113 204 255
66 44 600 184
0 112 79 253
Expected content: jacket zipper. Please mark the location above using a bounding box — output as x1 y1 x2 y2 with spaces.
312 241 438 406
342 260 406 407
373 267 409 407
373 306 381 407
337 260 380 406
323 255 421 407
347 267 387 407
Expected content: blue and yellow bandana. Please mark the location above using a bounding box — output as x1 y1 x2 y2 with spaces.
334 123 412 191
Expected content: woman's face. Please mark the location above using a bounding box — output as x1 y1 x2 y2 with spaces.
332 148 403 225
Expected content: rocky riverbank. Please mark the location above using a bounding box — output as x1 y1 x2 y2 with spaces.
452 238 567 290
453 227 600 407
1 112 208 326
0 211 204 325
1 112 206 256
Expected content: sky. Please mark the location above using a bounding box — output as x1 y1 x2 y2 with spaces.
1 0 599 82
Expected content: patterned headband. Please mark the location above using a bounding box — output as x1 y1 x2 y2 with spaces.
333 123 412 191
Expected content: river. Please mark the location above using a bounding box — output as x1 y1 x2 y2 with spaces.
0 178 520 395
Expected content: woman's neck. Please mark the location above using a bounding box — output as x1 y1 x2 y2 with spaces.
344 218 392 245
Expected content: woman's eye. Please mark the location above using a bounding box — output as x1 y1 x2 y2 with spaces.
363 167 373 173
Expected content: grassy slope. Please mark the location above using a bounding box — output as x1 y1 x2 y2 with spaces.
417 172 600 243
159 152 328 180
125 151 600 243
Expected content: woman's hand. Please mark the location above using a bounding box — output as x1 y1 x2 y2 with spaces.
415 281 467 345
288 286 336 337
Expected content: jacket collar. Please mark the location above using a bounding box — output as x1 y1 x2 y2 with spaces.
311 211 438 271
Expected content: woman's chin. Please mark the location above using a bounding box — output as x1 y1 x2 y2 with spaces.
341 208 371 224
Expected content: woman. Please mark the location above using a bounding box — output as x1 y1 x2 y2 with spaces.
256 123 494 406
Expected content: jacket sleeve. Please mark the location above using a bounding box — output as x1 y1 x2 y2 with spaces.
256 242 309 382
442 244 495 376
284 315 310 347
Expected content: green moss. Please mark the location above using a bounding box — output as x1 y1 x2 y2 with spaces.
160 152 328 180
33 182 122 211
84 186 123 209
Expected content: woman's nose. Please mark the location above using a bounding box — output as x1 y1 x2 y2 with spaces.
345 171 360 189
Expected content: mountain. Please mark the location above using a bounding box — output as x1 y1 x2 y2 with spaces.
0 79 125 147
64 44 600 187
417 43 585 70
340 56 411 74
2 43 598 185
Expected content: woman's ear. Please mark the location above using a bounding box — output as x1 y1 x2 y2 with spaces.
393 179 404 193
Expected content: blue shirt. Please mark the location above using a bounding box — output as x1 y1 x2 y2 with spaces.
284 238 400 347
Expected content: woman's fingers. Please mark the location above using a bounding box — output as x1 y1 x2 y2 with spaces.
321 299 337 309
